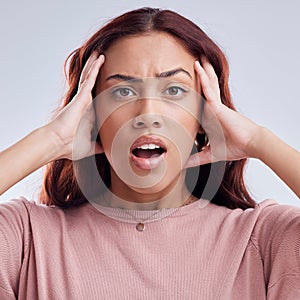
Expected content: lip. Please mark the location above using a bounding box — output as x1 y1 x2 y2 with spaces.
130 135 167 170
130 135 167 153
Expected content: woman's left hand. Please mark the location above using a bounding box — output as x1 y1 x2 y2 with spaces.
185 57 300 199
185 57 262 168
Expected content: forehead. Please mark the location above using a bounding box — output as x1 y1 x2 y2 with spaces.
100 32 196 78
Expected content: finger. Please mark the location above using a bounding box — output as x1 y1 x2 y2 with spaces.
184 147 213 168
79 52 99 88
89 141 104 156
200 56 219 83
94 142 103 155
80 54 105 93
194 60 221 105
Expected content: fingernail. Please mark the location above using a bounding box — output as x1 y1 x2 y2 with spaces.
201 55 208 62
98 54 105 61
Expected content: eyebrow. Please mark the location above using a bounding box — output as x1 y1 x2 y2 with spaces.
157 68 192 79
105 68 192 82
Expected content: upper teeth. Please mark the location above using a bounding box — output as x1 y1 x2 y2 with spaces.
137 143 161 150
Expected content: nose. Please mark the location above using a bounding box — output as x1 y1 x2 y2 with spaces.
132 99 163 129
133 114 162 128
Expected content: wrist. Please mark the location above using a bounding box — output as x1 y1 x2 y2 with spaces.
0 125 66 195
246 126 270 159
36 125 66 162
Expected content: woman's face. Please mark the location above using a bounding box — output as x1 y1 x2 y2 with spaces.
94 32 201 199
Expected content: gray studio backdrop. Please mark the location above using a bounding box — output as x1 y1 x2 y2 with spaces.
0 0 299 206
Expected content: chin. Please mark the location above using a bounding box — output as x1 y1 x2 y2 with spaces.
128 170 184 195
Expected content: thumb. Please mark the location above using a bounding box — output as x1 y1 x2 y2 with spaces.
184 147 213 168
85 141 104 157
93 142 104 155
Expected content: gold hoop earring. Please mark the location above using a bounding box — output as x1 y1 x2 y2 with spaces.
194 134 210 152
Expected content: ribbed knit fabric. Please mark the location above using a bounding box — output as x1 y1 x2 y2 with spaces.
1 197 300 299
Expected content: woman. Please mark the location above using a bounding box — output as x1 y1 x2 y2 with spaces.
0 7 300 299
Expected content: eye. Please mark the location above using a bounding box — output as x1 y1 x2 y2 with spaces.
164 86 187 97
112 87 136 98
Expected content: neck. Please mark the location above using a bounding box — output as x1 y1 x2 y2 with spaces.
103 169 194 210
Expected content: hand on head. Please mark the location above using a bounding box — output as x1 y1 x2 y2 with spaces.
47 53 105 160
185 57 261 168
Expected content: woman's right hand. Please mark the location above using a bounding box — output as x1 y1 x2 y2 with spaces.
46 52 105 160
0 53 105 195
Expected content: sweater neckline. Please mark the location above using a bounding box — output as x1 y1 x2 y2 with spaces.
88 196 209 225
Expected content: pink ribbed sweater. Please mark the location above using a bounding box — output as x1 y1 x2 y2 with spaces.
1 197 300 299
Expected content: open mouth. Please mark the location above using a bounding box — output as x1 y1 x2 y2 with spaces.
132 143 166 158
130 137 167 170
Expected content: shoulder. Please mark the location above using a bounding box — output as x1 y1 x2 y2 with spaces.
205 198 300 225
198 199 300 242
0 197 37 295
251 199 300 291
0 197 96 252
250 199 300 255
0 196 58 221
0 197 93 229
253 199 300 241
0 197 34 230
201 199 277 227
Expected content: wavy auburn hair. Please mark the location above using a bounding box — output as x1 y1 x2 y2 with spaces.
39 7 256 210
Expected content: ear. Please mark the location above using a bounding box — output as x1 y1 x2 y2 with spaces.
94 140 104 155
92 133 104 155
95 132 102 147
198 125 205 134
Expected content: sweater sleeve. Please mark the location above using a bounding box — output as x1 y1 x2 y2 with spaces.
0 198 31 299
252 201 300 298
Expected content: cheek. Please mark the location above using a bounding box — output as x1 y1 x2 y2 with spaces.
97 104 135 154
164 103 200 138
180 112 199 133
162 108 199 167
98 117 126 154
169 117 198 162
